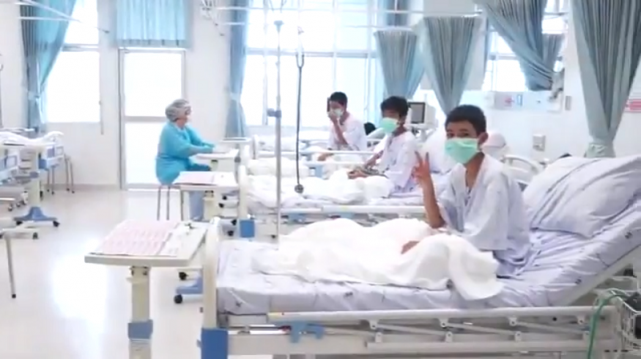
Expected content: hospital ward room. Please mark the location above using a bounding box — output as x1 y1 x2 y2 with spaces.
3 0 641 358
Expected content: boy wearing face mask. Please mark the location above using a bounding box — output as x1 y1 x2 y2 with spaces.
318 92 367 161
403 105 531 278
348 96 418 194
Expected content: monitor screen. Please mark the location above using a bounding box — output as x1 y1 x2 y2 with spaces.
408 102 426 124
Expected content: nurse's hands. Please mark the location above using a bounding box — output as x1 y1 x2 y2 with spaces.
412 152 431 186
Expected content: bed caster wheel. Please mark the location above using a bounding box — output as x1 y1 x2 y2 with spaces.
222 195 228 200
226 230 234 237
178 272 188 281
32 233 39 240
11 294 16 299
218 204 225 209
40 191 44 199
15 221 22 226
231 219 237 226
173 294 183 304
53 221 60 228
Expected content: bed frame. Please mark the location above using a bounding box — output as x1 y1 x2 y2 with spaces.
199 219 641 359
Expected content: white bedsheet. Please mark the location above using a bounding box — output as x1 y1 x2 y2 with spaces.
247 170 394 208
248 157 310 178
253 218 503 300
248 155 362 178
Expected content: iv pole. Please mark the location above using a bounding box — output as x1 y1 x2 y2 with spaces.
266 17 284 239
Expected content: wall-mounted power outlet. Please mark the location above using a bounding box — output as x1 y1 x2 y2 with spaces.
532 134 546 151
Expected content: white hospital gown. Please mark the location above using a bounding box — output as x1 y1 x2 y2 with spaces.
377 131 418 193
328 115 367 151
437 155 532 277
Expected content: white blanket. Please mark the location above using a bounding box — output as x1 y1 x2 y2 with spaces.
248 155 362 178
0 131 63 147
248 157 310 178
247 170 394 208
252 218 503 300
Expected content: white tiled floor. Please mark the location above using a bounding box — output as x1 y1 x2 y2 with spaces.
0 190 205 359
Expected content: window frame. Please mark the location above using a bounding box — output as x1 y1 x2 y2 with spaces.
243 0 425 129
118 48 188 120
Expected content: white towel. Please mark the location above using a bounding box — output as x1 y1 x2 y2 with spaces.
252 218 503 300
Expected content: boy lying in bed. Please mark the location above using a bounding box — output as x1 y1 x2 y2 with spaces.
402 105 532 277
347 96 418 193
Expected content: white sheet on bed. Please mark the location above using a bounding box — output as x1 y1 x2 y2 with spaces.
248 154 363 178
247 170 394 208
252 218 503 300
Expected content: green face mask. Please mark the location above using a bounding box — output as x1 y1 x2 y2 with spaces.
445 138 479 164
380 117 399 134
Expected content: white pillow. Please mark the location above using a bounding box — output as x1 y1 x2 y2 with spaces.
525 155 641 237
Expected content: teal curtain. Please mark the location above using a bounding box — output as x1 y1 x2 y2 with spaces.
21 0 77 132
225 0 250 138
374 29 424 99
476 0 563 91
115 0 191 48
415 17 483 114
572 0 641 157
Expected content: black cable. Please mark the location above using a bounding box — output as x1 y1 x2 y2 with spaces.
293 47 305 194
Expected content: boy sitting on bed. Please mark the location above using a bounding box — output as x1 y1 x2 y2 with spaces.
347 96 418 193
402 105 532 277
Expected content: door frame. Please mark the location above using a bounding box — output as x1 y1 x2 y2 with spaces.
117 48 187 189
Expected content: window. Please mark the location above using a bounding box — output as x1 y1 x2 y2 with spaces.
491 59 527 92
242 54 334 127
335 58 369 119
482 0 568 91
242 0 425 128
46 51 100 123
63 0 99 45
45 0 100 123
122 52 184 117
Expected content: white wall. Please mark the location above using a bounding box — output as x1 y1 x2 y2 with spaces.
0 1 229 187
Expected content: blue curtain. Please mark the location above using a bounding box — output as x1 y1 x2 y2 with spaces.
415 17 483 114
225 0 250 138
21 0 77 132
115 0 191 48
374 30 424 99
476 0 562 91
572 0 641 157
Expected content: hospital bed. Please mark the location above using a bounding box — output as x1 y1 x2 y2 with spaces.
0 132 66 230
200 195 641 358
218 153 545 237
84 212 641 359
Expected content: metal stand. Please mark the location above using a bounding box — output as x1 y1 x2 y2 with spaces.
14 150 60 229
128 266 153 359
266 19 284 239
